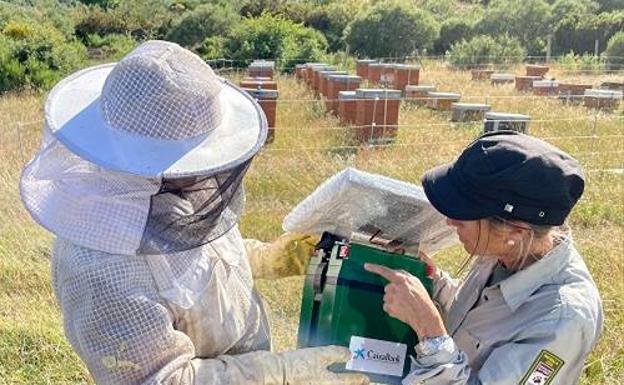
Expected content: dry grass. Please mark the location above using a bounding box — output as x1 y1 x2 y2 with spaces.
0 62 622 384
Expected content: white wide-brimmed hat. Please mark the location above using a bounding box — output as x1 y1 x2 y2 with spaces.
19 41 267 256
43 40 267 177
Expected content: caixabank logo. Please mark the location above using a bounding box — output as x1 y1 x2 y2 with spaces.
351 347 401 363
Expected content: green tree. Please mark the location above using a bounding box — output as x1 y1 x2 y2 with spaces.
604 31 624 70
165 3 240 50
434 17 477 54
477 0 552 56
344 1 439 58
551 0 599 21
304 2 356 52
553 11 624 54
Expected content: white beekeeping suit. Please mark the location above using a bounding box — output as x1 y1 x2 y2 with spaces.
20 40 369 385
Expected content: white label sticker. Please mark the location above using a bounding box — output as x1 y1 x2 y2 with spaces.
346 336 407 377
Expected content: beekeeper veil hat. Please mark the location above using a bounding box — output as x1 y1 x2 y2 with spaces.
20 40 268 255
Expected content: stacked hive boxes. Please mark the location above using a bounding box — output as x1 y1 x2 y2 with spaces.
354 89 402 144
393 64 421 91
248 60 275 79
426 92 461 111
472 69 495 80
326 75 362 114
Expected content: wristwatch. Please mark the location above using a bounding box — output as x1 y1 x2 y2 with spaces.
415 335 453 357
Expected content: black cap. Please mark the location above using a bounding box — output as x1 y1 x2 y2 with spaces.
422 131 585 226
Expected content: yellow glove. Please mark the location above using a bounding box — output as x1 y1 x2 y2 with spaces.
244 233 318 279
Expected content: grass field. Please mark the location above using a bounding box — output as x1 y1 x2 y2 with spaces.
0 60 622 384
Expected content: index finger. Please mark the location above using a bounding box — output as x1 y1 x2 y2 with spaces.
364 263 400 282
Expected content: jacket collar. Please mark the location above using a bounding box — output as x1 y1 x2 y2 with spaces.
499 236 573 312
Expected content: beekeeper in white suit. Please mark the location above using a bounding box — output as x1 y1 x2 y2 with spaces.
20 40 369 385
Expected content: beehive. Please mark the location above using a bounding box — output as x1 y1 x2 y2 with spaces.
526 64 549 77
426 92 461 111
367 63 385 83
318 69 344 97
379 64 397 88
337 91 358 125
312 66 336 94
532 80 560 96
240 78 278 90
356 59 378 79
490 73 515 85
405 85 436 105
393 64 421 91
249 60 275 79
471 69 495 80
515 76 542 92
584 89 623 110
354 88 402 144
326 75 362 114
242 88 279 143
294 64 306 81
304 63 329 87
600 81 624 92
483 112 530 133
451 103 491 122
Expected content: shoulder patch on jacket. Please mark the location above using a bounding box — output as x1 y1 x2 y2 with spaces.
519 350 564 385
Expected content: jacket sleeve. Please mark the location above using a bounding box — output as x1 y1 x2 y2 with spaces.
430 269 461 317
402 317 592 385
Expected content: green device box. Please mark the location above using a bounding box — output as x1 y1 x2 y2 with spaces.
297 232 433 383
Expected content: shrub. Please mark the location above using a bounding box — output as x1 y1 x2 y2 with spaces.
165 3 240 50
75 0 174 40
85 33 137 60
434 17 476 55
558 52 605 73
198 36 228 61
604 31 624 70
344 1 439 58
446 34 526 68
0 21 87 92
224 13 327 71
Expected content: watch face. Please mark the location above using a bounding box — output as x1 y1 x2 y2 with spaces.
416 335 451 357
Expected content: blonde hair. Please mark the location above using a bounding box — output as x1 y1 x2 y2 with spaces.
454 217 569 275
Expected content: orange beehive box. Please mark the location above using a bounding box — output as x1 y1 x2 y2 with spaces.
471 69 495 80
356 59 377 79
248 60 275 79
526 64 549 77
294 64 306 81
379 64 397 87
532 80 560 96
426 92 461 111
312 66 336 94
354 88 402 144
337 91 358 125
405 85 436 105
242 88 279 144
319 70 346 98
515 76 542 92
326 75 362 114
304 63 329 86
240 79 278 90
367 63 385 83
393 64 420 91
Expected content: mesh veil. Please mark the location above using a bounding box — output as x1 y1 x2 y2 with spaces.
21 124 250 256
